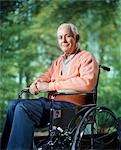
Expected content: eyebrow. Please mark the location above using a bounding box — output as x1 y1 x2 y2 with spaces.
58 33 73 37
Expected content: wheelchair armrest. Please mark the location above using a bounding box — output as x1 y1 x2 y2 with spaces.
99 65 110 71
52 91 96 96
18 88 30 99
49 91 97 105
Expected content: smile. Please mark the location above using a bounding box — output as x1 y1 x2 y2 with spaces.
62 44 69 47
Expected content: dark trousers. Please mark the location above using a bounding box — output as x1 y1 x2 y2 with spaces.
1 97 75 150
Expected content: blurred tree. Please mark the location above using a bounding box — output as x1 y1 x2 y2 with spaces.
0 0 121 132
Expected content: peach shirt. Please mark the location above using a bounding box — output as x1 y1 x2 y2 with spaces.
38 49 99 93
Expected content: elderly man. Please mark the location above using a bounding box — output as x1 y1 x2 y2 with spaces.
1 23 99 150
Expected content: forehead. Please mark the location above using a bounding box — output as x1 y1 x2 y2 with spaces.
57 25 73 36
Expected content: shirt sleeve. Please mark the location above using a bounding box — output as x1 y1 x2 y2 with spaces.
37 61 55 83
48 53 99 92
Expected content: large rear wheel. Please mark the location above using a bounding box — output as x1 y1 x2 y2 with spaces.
72 106 121 150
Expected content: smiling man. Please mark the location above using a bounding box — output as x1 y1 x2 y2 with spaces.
57 23 79 56
1 23 99 150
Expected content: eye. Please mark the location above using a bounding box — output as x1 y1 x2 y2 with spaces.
66 34 71 38
58 35 62 40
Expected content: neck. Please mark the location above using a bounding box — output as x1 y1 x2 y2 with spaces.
64 47 79 58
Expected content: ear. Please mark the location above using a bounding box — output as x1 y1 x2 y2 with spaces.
76 35 80 42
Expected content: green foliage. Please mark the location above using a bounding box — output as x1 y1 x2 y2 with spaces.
0 0 121 132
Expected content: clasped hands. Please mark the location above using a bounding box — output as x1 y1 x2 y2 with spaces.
28 80 49 95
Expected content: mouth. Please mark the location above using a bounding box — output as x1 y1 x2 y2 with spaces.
62 43 69 47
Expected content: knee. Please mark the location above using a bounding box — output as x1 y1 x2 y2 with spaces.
14 101 30 115
6 100 20 121
13 101 34 124
14 101 26 112
7 100 18 113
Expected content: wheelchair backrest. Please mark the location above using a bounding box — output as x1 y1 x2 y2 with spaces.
91 65 110 104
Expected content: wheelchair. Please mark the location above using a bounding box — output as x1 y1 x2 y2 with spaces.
19 65 121 150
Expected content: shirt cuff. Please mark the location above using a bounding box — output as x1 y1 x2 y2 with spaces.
48 82 56 91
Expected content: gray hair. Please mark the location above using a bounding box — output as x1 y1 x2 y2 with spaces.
57 23 79 37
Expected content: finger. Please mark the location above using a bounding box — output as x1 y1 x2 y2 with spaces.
29 87 35 95
29 84 36 94
30 83 39 95
36 82 41 91
23 87 30 93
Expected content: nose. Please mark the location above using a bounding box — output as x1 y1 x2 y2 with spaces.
62 35 67 43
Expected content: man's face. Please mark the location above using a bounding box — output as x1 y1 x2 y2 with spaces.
57 26 77 56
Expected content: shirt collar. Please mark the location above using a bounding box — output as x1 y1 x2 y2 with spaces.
61 48 80 60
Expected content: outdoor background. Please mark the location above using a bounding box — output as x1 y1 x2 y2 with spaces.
0 0 121 134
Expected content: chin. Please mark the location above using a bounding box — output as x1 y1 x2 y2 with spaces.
61 47 69 52
62 50 69 54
